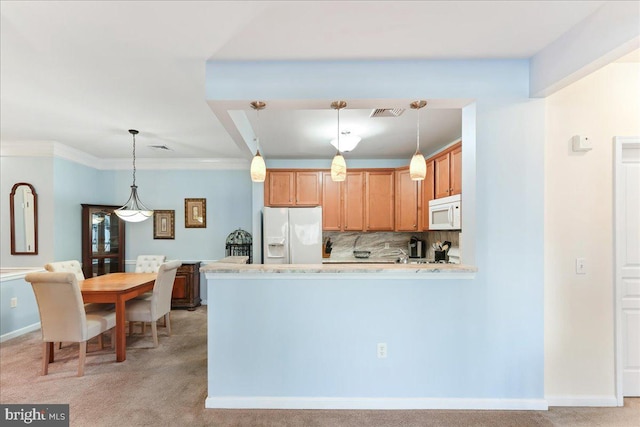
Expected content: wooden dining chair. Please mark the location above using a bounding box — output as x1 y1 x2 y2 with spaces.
25 272 117 377
126 260 180 347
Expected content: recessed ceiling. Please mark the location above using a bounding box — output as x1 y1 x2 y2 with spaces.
0 1 608 160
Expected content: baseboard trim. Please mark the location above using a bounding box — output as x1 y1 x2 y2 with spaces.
0 322 41 343
205 396 548 410
545 395 619 407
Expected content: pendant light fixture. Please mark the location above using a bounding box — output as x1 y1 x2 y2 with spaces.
114 129 153 223
409 100 427 180
250 101 267 182
330 100 347 182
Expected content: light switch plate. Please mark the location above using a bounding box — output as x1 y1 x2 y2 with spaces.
576 258 586 274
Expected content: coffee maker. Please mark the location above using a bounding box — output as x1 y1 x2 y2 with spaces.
408 237 425 258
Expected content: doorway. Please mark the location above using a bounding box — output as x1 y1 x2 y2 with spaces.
614 136 640 405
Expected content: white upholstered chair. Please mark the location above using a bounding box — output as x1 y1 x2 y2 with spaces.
25 272 116 377
44 260 85 281
134 255 166 273
126 260 180 347
44 260 114 348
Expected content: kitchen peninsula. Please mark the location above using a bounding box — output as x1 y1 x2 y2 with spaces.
202 261 477 410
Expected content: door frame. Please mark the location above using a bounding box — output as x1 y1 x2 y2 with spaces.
614 136 640 406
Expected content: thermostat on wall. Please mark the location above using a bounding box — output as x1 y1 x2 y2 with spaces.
572 135 592 152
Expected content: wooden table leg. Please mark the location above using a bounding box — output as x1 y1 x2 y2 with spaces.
115 295 127 362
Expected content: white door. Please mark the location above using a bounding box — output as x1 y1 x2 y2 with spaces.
288 207 322 264
263 207 289 264
616 137 640 398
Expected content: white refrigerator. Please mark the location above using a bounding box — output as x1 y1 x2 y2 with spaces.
263 207 322 264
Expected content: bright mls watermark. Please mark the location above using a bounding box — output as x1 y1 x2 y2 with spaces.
1 405 69 426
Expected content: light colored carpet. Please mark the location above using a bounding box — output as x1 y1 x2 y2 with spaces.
1 306 638 426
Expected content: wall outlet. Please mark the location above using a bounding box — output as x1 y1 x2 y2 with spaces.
10 297 18 308
384 243 390 249
576 258 586 274
377 342 387 359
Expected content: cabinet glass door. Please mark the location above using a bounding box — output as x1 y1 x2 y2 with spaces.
82 204 125 278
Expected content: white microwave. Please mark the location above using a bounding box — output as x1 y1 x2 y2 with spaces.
428 194 461 230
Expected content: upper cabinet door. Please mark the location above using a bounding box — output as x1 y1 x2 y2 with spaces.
394 168 419 231
322 172 342 231
434 153 451 199
365 171 394 231
295 171 322 205
267 171 295 206
343 171 365 231
422 160 435 230
450 144 462 196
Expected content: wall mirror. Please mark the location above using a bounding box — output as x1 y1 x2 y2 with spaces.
10 182 38 255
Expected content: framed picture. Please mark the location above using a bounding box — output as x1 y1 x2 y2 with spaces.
153 210 175 239
184 198 206 228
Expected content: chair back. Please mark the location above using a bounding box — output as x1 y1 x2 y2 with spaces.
150 260 181 319
44 260 85 281
135 255 166 273
24 272 88 342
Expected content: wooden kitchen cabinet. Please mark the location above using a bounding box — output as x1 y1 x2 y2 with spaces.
422 160 435 230
322 171 341 231
450 144 462 196
394 167 419 231
265 170 321 206
171 262 201 310
344 171 365 231
295 171 322 205
434 141 462 199
365 170 395 231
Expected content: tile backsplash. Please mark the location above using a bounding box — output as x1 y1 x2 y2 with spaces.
323 230 460 261
323 231 418 260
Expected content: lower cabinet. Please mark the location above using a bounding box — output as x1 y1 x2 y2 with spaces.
171 262 201 310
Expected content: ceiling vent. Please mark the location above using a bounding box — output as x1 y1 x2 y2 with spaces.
149 145 172 151
370 108 405 118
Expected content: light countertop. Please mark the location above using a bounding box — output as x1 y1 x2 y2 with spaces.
201 262 476 274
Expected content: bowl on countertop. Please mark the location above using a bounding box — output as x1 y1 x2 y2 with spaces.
353 250 371 259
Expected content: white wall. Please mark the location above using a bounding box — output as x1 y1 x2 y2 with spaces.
545 61 640 404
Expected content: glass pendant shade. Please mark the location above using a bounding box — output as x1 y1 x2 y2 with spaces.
115 129 153 223
330 133 361 152
250 101 267 182
409 100 427 181
409 152 427 180
330 100 348 182
250 150 266 182
115 185 153 222
331 152 346 181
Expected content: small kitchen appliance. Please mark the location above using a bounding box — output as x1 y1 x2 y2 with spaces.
408 237 425 258
428 194 461 230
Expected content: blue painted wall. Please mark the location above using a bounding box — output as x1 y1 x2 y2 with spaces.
205 58 545 401
53 157 113 262
2 157 253 334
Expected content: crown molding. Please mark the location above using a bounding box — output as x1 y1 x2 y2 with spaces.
0 141 249 170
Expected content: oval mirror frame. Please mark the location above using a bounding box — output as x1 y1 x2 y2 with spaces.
10 182 38 255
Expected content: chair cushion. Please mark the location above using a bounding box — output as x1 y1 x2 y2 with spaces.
86 311 117 339
125 299 153 322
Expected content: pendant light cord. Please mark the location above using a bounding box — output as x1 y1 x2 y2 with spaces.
132 132 137 186
416 107 420 154
256 108 261 153
337 107 341 152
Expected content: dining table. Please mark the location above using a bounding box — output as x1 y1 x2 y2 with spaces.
79 272 157 362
